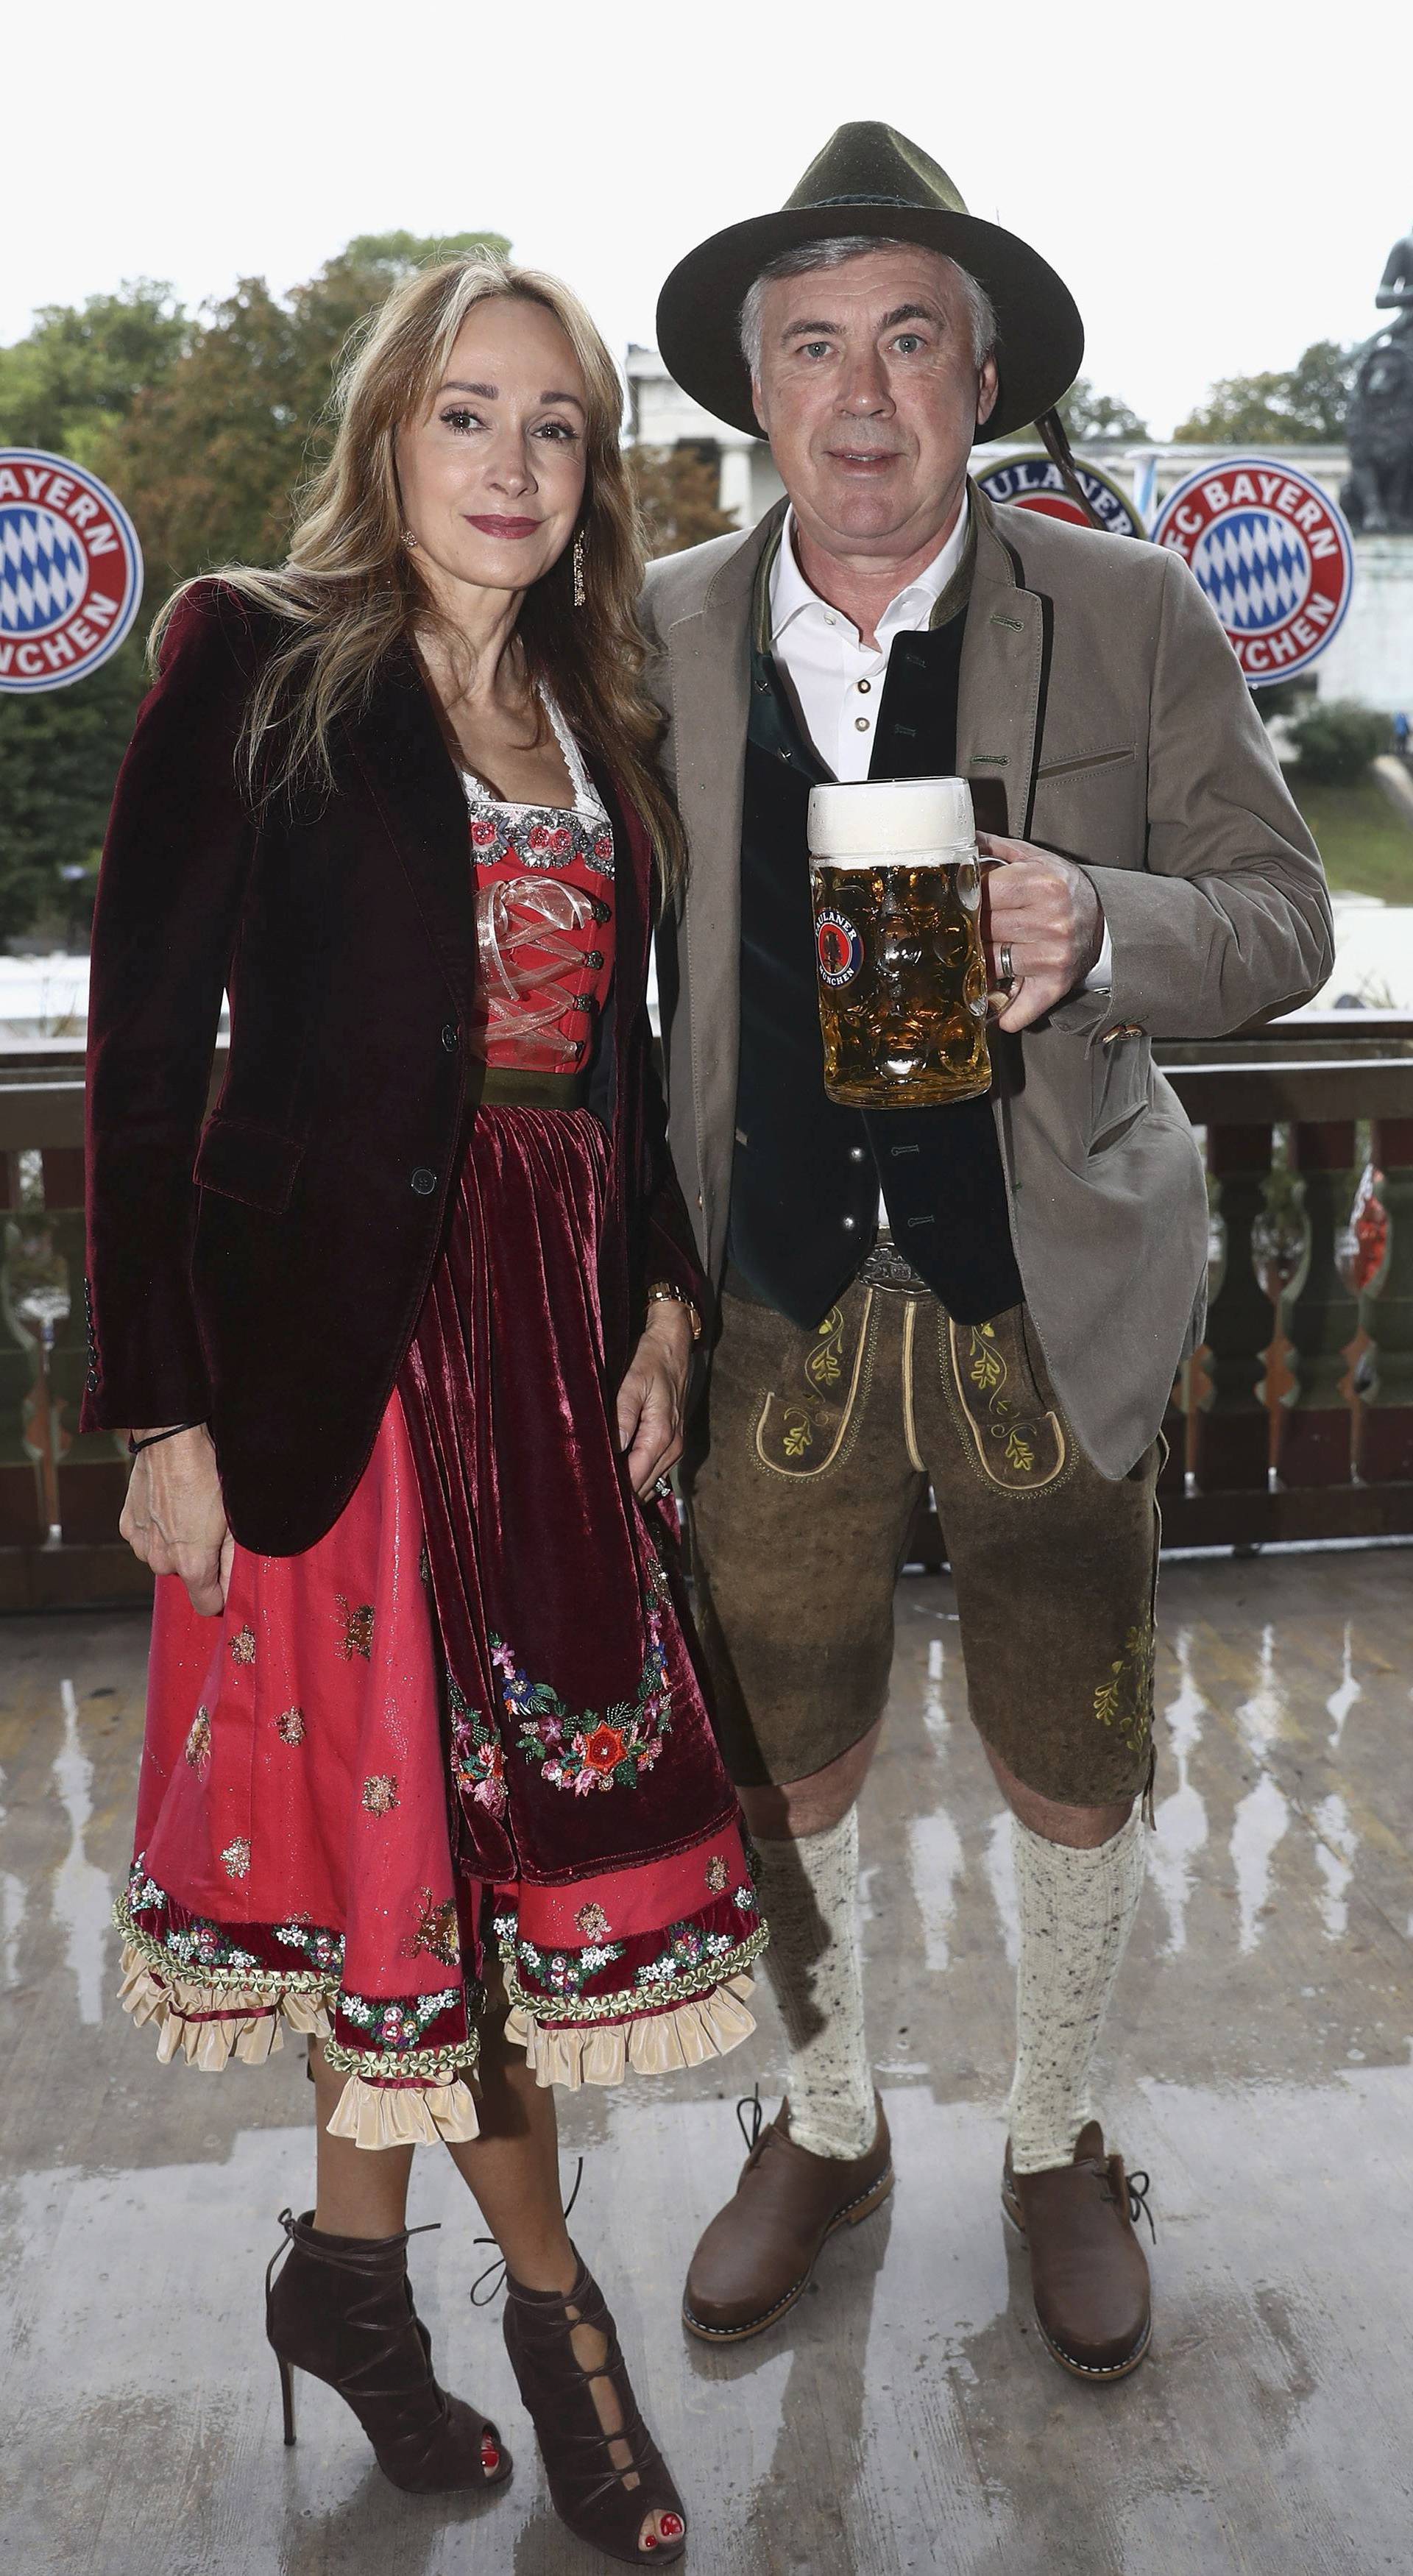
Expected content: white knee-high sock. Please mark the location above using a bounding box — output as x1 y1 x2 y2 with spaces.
752 1807 877 2162
1007 1808 1146 2176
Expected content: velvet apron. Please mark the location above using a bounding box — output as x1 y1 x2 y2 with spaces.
117 1100 765 2148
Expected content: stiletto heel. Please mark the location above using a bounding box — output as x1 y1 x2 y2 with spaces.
266 2207 511 2495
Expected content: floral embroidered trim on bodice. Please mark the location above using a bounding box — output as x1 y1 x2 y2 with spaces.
465 692 617 1072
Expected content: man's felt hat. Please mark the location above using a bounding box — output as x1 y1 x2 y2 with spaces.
655 121 1083 443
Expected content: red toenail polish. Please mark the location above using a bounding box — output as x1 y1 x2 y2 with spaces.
642 2540 657 2554
481 2438 500 2473
660 2515 684 2539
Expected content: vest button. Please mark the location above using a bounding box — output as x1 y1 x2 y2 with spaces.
842 1214 857 1230
411 1167 437 1195
440 1023 458 1052
849 1144 866 1163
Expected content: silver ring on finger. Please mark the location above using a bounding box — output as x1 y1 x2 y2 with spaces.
653 1474 673 1499
998 942 1016 986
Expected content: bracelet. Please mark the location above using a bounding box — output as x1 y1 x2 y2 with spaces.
127 1422 203 1455
645 1281 702 1342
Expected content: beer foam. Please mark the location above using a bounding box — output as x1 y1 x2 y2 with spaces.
807 776 975 865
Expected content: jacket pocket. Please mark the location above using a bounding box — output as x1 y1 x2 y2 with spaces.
194 1114 305 1213
1088 1032 1154 1155
1035 743 1136 782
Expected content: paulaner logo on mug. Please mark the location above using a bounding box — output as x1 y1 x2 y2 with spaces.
807 775 992 1111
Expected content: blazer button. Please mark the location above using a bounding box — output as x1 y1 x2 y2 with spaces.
441 1022 458 1052
411 1167 437 1195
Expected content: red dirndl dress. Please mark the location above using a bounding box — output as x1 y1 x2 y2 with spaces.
117 708 765 2146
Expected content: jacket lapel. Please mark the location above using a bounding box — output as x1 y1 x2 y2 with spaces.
663 503 785 1264
348 645 479 1018
957 488 1051 839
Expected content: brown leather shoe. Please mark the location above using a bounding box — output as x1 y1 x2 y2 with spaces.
682 2093 893 2343
1002 2122 1154 2382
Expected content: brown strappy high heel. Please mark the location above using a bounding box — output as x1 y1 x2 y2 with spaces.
502 2251 687 2563
266 2208 511 2495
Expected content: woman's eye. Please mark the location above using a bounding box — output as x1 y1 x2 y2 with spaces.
535 420 579 442
440 407 482 434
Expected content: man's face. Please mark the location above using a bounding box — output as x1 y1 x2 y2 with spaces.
751 246 998 559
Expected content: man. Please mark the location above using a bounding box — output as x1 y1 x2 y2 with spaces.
644 122 1332 2381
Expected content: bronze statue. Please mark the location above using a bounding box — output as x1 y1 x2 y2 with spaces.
1343 224 1413 532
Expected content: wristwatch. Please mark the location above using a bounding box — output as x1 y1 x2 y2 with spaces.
645 1279 703 1342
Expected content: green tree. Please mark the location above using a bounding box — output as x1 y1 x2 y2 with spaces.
0 281 188 462
1174 340 1359 445
1057 378 1150 442
628 445 737 556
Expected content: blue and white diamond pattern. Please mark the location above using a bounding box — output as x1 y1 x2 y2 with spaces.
0 506 89 637
1190 509 1311 634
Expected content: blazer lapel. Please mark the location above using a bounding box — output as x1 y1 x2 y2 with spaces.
957 489 1052 839
348 646 479 1018
663 503 784 1269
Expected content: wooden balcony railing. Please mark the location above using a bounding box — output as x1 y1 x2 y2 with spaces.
4 1022 1412 1607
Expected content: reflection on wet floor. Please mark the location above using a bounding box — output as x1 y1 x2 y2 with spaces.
1 1546 1411 2575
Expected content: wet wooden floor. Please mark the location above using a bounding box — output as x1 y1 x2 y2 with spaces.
1 1542 1411 2575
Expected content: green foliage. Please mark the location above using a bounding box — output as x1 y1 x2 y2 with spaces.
628 446 736 556
0 229 509 944
1056 378 1149 442
0 281 188 463
1286 698 1390 785
1174 341 1359 446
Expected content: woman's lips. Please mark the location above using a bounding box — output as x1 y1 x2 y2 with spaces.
466 514 542 538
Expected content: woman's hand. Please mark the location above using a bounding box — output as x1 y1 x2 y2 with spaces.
616 1306 693 1499
120 1425 233 1616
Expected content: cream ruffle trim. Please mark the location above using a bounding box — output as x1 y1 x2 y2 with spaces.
506 1972 757 2092
324 2072 481 2149
118 1947 330 2070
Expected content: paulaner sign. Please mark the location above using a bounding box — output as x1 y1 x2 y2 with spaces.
0 447 144 693
1151 457 1354 684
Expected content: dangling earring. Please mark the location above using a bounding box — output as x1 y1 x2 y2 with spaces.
572 531 586 609
402 527 419 550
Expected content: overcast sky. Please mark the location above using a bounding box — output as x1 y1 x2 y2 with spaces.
7 0 1406 440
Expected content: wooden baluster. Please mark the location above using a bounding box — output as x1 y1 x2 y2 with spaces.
1191 1122 1275 1493
1356 1118 1413 1483
1275 1120 1359 1487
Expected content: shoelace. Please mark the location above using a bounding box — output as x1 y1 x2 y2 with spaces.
1125 2169 1156 2243
470 2156 584 2307
736 2086 763 2156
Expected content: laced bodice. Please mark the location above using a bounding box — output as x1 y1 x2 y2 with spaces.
464 694 616 1074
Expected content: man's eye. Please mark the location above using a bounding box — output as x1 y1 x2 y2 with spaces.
893 335 924 355
441 407 481 433
798 341 832 360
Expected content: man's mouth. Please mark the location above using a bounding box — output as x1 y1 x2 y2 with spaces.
826 449 901 470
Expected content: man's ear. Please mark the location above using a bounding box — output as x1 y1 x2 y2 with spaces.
975 355 999 431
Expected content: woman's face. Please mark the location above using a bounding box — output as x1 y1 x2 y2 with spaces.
397 296 589 601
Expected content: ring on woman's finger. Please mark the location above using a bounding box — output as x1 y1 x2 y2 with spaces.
653 1473 673 1499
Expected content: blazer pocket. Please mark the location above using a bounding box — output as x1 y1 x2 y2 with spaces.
1088 1033 1153 1154
1035 743 1136 782
194 1114 305 1213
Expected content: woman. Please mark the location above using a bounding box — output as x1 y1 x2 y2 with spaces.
82 255 768 2564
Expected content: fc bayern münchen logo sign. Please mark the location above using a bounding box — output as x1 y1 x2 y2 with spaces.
0 448 144 694
1150 457 1353 684
974 452 1143 539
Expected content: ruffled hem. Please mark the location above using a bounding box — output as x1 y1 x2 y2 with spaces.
505 1971 757 2091
323 2070 481 2148
118 1944 332 2070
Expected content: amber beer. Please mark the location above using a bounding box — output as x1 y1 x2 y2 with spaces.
808 776 991 1109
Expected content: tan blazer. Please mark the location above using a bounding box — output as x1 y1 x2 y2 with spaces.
640 486 1334 1478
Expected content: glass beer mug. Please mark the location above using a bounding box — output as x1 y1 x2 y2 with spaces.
808 775 991 1110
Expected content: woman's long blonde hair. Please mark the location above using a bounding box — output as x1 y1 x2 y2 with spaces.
152 254 685 888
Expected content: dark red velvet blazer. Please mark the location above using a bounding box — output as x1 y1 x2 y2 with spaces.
82 581 706 1557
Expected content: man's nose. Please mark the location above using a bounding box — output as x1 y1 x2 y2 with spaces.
836 349 893 417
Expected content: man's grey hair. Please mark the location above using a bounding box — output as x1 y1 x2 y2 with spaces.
738 236 997 381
